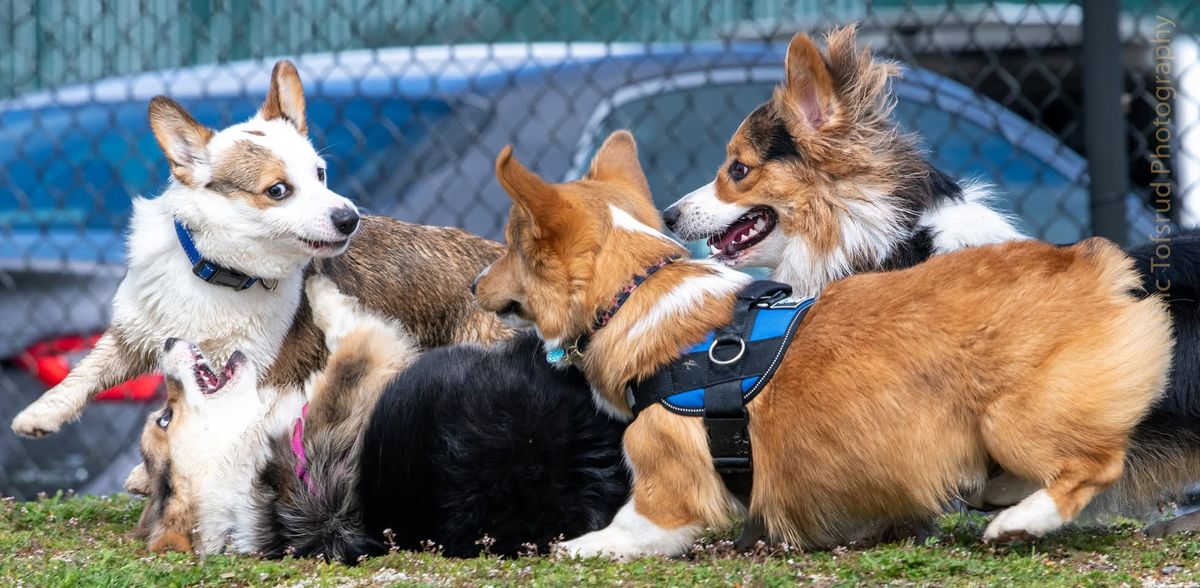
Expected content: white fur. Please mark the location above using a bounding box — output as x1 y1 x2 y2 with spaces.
156 339 280 554
665 181 750 241
609 204 675 242
919 183 1027 254
667 180 1027 298
12 109 358 437
625 260 752 342
168 275 415 554
984 489 1066 541
559 500 702 560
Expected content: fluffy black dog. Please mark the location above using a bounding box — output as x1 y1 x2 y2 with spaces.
254 331 628 562
355 331 629 557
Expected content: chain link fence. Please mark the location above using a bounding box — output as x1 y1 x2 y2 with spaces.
0 0 1196 499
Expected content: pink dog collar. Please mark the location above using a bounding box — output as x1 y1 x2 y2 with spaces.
291 403 313 491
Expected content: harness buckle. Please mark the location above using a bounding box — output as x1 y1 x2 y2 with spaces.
704 413 753 474
193 259 256 290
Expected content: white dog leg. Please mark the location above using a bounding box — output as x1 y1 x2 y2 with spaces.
559 500 703 561
11 331 149 437
305 275 371 353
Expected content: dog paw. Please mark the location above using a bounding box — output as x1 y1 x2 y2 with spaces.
11 401 67 438
305 275 360 349
557 533 637 561
1145 512 1200 538
124 463 151 496
983 490 1063 542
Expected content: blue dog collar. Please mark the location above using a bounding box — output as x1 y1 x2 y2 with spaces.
174 219 262 291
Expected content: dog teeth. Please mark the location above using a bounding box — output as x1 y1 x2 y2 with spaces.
754 218 766 231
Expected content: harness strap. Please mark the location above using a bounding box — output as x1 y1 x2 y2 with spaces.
174 219 261 291
627 280 812 501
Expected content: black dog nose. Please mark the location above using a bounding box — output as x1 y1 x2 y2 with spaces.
662 205 680 231
470 273 481 295
331 207 360 236
163 337 178 352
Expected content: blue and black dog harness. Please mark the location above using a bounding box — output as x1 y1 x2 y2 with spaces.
628 279 813 480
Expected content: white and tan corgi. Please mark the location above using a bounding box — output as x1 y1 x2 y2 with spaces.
473 131 1173 559
12 60 508 441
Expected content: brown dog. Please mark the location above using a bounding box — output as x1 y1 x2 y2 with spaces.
473 131 1173 558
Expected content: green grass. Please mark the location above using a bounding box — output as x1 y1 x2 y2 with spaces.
2 494 1198 587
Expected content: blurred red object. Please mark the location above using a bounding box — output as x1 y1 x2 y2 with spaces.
14 334 162 402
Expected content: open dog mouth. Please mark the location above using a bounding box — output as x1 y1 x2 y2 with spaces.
299 237 349 251
707 206 777 263
190 349 246 395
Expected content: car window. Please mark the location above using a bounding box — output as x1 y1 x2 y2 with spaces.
586 81 1089 245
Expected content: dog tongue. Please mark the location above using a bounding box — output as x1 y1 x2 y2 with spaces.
713 216 758 253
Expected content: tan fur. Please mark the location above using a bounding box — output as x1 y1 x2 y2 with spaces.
135 377 198 552
259 60 308 135
148 96 214 187
710 26 927 267
206 141 290 209
265 216 510 389
477 135 1175 550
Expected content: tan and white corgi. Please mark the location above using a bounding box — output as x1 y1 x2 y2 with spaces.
473 131 1173 558
12 60 508 441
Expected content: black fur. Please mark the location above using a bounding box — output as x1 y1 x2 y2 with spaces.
744 104 801 163
252 432 381 564
247 332 628 562
1125 232 1200 423
356 331 630 557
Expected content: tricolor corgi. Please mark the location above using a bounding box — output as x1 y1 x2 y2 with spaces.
665 26 1200 534
473 131 1173 558
12 60 508 442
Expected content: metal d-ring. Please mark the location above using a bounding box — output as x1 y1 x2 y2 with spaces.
708 336 746 365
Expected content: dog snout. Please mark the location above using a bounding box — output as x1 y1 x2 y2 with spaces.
470 273 480 296
330 207 360 236
662 205 681 231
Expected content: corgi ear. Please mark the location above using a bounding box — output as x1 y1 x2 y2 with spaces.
148 96 214 187
776 32 835 133
495 146 567 235
588 130 650 195
260 60 307 135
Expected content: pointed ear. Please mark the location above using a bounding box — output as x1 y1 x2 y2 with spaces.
495 145 566 235
776 33 835 133
588 131 649 194
259 60 307 135
148 96 213 186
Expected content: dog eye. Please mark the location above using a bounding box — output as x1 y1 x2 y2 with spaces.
266 183 290 200
317 167 326 184
157 407 173 429
728 161 751 182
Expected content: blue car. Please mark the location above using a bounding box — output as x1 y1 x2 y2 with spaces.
0 42 1157 499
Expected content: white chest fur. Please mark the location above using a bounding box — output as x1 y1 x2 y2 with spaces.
115 197 305 376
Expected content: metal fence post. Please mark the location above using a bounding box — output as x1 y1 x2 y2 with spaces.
1083 0 1131 243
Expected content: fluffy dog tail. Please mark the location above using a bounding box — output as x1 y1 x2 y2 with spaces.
252 433 384 564
1093 232 1200 518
